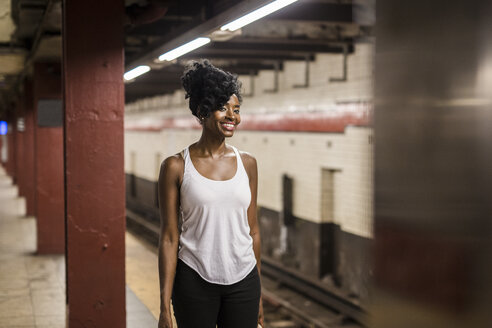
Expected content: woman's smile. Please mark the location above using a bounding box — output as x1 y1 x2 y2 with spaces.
220 122 236 131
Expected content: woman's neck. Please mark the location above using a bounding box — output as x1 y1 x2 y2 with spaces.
195 132 227 158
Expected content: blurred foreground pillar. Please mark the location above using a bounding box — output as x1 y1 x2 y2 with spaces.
373 1 492 327
63 0 126 326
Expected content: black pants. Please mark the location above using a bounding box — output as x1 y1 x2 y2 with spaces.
172 259 261 328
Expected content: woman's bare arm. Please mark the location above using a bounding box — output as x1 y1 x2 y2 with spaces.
242 151 263 327
158 155 183 327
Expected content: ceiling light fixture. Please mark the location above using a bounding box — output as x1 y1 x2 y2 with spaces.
158 37 211 61
220 0 298 32
124 65 151 81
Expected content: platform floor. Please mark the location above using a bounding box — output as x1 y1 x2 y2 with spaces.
0 166 158 328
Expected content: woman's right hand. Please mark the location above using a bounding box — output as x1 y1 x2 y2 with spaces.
158 311 173 328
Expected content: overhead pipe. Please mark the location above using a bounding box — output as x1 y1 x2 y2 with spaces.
293 54 311 88
264 61 280 93
329 44 348 82
243 70 256 97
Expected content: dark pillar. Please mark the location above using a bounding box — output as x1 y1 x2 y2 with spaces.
6 110 17 181
15 98 25 197
63 0 126 326
23 79 36 216
33 62 64 253
374 1 492 327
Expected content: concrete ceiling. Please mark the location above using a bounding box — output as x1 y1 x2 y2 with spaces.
123 0 373 102
0 0 15 42
0 0 62 110
0 52 25 74
0 0 24 80
0 0 374 113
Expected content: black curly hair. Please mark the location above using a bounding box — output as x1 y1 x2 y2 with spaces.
181 59 242 121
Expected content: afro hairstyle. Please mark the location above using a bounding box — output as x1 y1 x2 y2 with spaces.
181 59 242 121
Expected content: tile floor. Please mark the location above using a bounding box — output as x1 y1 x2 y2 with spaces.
0 166 157 328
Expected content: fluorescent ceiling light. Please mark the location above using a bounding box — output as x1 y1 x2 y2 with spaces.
158 37 211 61
221 0 298 31
124 65 151 81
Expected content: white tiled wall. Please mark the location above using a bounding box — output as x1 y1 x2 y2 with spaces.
124 128 373 238
124 42 374 238
125 43 374 116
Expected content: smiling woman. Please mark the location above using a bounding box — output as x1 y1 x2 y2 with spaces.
157 60 263 328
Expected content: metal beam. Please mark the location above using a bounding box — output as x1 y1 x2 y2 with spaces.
267 2 353 22
125 81 182 97
127 70 181 84
124 60 283 101
160 61 280 74
126 39 335 59
125 0 275 69
127 20 189 36
181 52 315 62
227 36 352 46
217 62 281 73
203 39 351 54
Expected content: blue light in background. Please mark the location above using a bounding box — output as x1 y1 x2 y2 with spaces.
0 121 7 135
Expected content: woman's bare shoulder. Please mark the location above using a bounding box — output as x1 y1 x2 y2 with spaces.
159 152 185 182
238 150 257 172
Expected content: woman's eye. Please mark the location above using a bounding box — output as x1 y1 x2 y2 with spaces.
234 109 240 114
220 107 227 112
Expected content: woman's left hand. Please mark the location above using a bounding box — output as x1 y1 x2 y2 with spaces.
258 297 264 327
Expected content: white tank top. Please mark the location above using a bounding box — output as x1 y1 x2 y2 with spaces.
178 145 257 285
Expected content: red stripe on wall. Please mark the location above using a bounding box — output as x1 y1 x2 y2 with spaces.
125 102 372 133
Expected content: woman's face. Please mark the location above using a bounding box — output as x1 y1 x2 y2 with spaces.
203 94 241 138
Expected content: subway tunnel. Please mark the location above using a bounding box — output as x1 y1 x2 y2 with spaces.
0 0 490 327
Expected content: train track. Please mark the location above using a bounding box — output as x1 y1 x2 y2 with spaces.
261 287 359 328
126 209 367 328
260 259 366 328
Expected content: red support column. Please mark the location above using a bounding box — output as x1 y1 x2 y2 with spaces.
0 125 3 170
23 79 36 216
5 117 11 174
33 62 64 254
63 0 126 327
6 111 17 181
15 99 25 198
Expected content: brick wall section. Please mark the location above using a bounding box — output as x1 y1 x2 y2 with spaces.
124 43 374 238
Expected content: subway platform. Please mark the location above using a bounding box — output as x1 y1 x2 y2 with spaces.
0 166 159 328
